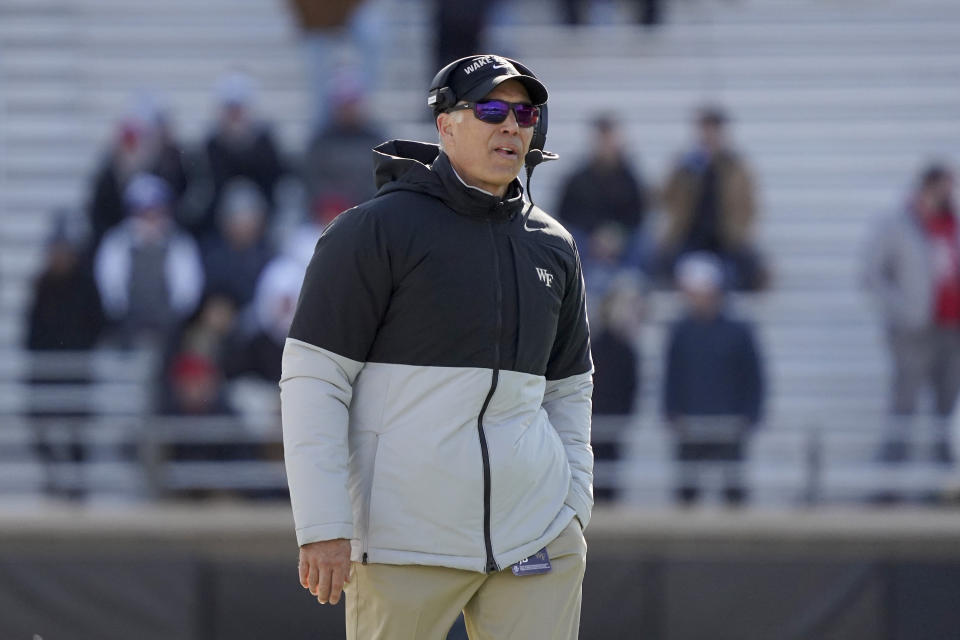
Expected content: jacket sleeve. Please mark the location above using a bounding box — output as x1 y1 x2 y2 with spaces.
543 244 594 529
739 323 764 426
860 214 905 323
280 207 393 546
662 322 683 421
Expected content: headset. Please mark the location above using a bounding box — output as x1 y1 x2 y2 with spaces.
428 56 558 193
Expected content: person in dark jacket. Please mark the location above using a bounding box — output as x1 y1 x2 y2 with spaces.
200 178 275 308
27 212 105 351
557 113 648 267
26 210 106 499
87 113 188 248
590 273 645 502
663 252 764 506
283 55 592 640
302 73 385 221
184 72 284 240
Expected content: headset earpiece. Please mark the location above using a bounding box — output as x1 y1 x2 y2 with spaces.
531 103 547 153
427 57 473 115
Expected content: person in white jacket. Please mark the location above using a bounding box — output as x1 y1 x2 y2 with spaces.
94 173 203 347
281 54 593 640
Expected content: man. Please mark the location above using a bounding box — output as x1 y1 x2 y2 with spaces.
663 253 764 505
659 105 766 291
557 113 649 274
188 71 284 239
558 113 647 239
863 163 959 466
281 54 593 639
93 173 204 347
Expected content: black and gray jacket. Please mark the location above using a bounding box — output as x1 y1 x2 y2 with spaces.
280 140 593 573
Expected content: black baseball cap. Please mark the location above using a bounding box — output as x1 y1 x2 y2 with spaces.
429 55 549 112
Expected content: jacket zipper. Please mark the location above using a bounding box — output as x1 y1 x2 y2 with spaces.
477 220 502 573
361 434 380 565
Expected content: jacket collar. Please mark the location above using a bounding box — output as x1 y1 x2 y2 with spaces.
373 140 526 222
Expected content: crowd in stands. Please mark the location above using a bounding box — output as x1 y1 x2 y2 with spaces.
20 0 959 507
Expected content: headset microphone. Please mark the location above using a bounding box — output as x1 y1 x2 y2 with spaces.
524 149 559 168
524 149 558 209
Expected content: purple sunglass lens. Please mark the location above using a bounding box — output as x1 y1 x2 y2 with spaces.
513 104 539 127
474 101 539 127
475 101 511 122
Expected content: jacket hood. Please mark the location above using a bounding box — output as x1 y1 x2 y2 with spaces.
372 139 526 221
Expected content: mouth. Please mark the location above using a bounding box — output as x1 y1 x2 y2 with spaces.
493 146 519 158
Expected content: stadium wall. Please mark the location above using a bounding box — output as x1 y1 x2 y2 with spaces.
2 506 960 639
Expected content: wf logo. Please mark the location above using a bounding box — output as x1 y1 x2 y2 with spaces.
536 268 554 288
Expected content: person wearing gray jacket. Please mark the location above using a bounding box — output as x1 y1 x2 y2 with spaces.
281 54 593 639
863 163 958 465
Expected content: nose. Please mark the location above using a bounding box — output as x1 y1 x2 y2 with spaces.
499 108 520 134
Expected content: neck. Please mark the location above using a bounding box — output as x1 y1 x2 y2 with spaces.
447 156 508 198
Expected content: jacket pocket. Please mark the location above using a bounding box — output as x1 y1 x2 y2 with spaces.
365 420 485 558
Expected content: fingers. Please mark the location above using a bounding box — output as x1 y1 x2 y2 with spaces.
327 565 348 606
307 562 320 597
298 540 353 605
299 555 309 589
315 568 333 604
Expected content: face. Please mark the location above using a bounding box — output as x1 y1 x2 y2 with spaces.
934 173 955 209
698 121 725 154
684 286 721 317
437 80 535 198
919 173 955 214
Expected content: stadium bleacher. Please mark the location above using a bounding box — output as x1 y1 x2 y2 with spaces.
2 0 960 503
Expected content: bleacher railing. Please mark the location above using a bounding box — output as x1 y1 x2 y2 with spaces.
2 351 958 503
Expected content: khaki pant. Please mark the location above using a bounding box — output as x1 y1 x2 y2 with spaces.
344 519 586 640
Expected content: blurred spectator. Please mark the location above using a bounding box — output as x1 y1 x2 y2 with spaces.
86 96 189 248
226 226 320 383
583 224 640 322
663 253 765 506
87 116 158 246
27 210 105 351
26 210 105 500
201 178 275 308
163 352 232 417
156 294 264 479
863 163 958 466
590 273 645 502
558 0 663 27
288 0 385 131
659 105 767 291
434 1 492 72
140 94 190 203
592 273 645 415
94 174 205 348
558 113 649 270
160 294 238 416
302 72 384 219
184 71 284 240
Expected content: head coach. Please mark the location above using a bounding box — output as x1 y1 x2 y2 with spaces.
280 53 594 639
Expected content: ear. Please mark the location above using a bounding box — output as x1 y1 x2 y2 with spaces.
437 112 456 146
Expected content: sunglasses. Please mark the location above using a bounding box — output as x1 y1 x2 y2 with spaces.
447 100 540 128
